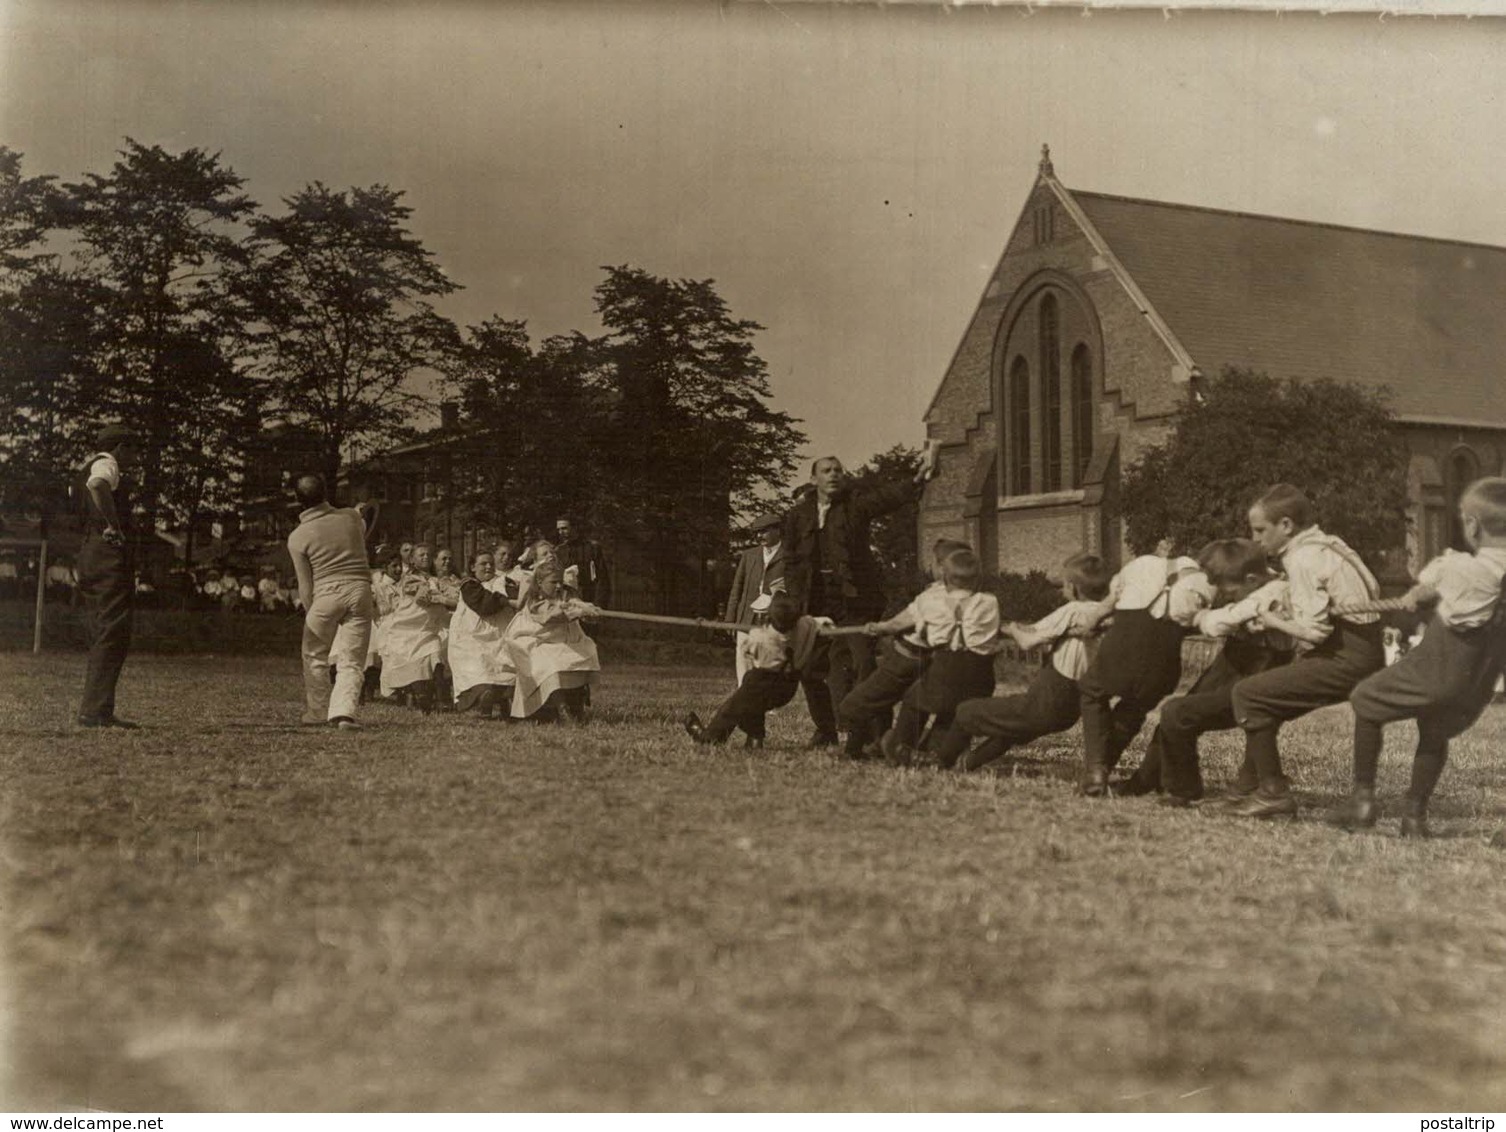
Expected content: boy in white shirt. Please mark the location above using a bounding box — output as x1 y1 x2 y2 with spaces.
685 594 828 747
1222 484 1385 819
938 552 1114 772
847 548 999 762
1077 545 1214 796
1331 477 1506 837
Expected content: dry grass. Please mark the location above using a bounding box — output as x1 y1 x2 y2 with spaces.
2 653 1505 1112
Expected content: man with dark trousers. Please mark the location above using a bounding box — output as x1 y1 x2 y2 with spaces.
75 423 142 729
781 447 937 750
723 512 786 687
554 516 611 607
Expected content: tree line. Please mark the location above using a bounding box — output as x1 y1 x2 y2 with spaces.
0 140 807 608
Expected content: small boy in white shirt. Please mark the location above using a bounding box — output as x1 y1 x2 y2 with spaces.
1331 476 1506 838
844 548 999 762
1077 545 1214 796
685 594 830 747
936 552 1114 772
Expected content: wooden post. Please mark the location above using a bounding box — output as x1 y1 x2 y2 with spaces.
33 539 47 654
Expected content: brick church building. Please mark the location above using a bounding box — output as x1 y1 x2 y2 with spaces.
920 147 1506 581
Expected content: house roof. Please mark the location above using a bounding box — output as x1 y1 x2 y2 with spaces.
1070 189 1506 428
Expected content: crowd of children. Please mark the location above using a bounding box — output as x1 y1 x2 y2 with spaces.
682 477 1506 839
362 536 602 722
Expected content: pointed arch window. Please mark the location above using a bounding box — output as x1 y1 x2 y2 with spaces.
1447 447 1480 551
1040 294 1062 491
1009 356 1031 496
1071 343 1094 485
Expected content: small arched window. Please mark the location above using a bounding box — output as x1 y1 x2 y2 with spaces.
1009 356 1031 496
1040 294 1062 492
1447 448 1480 550
1071 344 1094 485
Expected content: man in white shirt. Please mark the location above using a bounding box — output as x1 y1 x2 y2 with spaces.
287 474 375 730
75 423 142 729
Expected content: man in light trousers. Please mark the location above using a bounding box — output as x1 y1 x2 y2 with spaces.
287 474 374 730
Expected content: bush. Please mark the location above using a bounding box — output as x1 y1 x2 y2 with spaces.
1118 368 1410 564
981 569 1063 624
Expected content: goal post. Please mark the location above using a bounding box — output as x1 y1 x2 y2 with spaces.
0 536 49 654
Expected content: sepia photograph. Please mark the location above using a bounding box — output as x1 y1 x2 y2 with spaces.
2 0 1505 1115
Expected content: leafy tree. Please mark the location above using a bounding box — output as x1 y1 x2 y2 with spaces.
60 139 261 574
239 183 460 488
0 267 106 521
443 318 607 542
1118 367 1410 566
592 265 806 612
0 146 61 278
846 443 923 614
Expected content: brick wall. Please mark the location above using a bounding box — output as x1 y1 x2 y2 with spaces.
922 177 1184 576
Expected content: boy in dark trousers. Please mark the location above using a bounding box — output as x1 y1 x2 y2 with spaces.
1329 477 1506 838
684 594 829 747
1077 544 1213 797
1221 484 1385 819
1114 539 1293 805
935 552 1114 772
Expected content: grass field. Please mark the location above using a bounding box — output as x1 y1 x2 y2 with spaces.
3 653 1505 1113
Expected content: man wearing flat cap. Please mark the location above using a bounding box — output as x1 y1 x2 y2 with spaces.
75 423 142 728
723 512 786 687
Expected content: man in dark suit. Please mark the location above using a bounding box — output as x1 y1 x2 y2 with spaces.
782 448 937 750
75 423 143 729
555 516 611 607
723 512 786 686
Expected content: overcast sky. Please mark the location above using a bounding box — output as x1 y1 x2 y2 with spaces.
3 0 1503 471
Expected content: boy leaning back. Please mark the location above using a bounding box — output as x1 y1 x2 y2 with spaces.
1329 476 1506 838
1221 484 1385 819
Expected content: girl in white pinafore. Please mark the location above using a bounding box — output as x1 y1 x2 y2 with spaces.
504 559 602 721
379 570 445 710
449 551 517 717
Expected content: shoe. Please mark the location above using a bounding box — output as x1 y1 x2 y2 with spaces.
1079 765 1110 798
683 713 709 743
961 739 1011 773
1326 789 1378 831
1201 784 1259 813
807 731 840 750
1157 794 1198 809
1111 774 1155 798
300 716 327 727
77 716 141 730
1399 799 1431 839
878 729 906 766
331 717 362 731
1225 788 1299 819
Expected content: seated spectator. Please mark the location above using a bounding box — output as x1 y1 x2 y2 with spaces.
379 567 445 711
45 557 77 604
0 553 18 600
257 565 283 613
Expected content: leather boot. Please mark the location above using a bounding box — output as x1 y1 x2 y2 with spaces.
1079 762 1110 798
1399 797 1431 839
1326 787 1378 831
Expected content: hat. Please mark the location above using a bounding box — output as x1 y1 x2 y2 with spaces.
96 423 140 450
748 512 782 533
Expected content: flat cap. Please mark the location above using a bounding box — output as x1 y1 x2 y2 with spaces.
96 423 140 449
748 512 783 532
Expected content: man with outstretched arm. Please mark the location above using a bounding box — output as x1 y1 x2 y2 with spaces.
780 443 939 751
287 474 375 730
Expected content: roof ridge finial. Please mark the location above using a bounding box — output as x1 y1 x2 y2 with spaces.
1039 143 1054 178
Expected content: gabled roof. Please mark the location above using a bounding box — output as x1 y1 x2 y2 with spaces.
1071 190 1506 428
